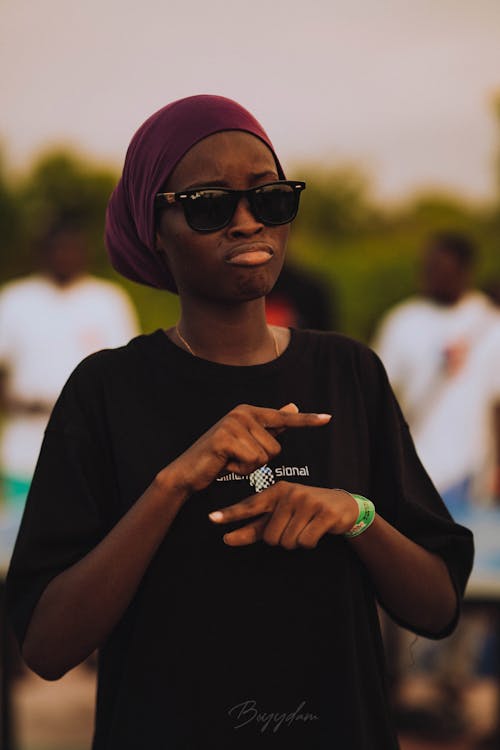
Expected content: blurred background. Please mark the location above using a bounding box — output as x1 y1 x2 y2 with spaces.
1 1 500 749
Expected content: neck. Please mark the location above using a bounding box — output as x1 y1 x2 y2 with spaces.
174 296 279 365
429 288 469 307
41 270 86 288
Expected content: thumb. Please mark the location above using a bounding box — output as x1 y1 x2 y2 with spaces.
279 402 299 414
270 402 299 437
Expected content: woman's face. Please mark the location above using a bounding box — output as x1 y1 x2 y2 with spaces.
155 131 289 303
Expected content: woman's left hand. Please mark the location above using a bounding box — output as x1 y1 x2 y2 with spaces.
208 482 360 548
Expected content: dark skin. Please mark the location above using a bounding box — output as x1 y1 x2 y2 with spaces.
155 131 292 364
420 244 472 307
22 132 457 681
38 230 89 288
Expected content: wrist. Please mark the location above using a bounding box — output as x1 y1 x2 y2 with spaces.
154 465 191 506
344 494 376 538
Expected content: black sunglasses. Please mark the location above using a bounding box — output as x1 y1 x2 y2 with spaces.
155 180 306 233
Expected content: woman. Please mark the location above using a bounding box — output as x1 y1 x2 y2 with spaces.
6 95 473 749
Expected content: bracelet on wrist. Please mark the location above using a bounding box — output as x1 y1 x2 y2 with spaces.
344 494 376 538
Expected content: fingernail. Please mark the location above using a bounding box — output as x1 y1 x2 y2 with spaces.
317 414 332 419
209 511 224 521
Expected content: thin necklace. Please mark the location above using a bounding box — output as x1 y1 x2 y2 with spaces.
175 326 280 358
175 326 196 356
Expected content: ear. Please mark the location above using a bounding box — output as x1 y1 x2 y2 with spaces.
155 245 166 261
155 244 173 274
154 203 169 252
155 235 174 268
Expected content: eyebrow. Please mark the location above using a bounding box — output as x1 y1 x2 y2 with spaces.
182 170 279 191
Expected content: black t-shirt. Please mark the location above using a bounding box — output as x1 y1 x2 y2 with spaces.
6 328 474 749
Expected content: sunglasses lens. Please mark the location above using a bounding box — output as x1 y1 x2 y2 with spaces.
175 182 304 231
253 184 299 225
184 190 235 231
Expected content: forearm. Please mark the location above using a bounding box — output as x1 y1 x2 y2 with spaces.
22 467 187 680
348 514 457 636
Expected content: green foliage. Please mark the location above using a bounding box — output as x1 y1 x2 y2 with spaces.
1 146 499 343
6 149 117 277
115 273 181 334
292 164 379 238
0 153 22 276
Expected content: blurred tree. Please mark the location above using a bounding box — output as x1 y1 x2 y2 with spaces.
292 165 378 240
405 192 475 227
0 143 498 342
17 150 118 273
0 149 22 279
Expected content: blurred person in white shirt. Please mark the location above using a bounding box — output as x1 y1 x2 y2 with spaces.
0 219 140 519
373 232 500 513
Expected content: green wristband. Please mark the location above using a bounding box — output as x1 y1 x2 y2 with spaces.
344 494 376 538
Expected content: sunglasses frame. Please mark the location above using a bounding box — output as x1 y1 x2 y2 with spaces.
155 180 306 233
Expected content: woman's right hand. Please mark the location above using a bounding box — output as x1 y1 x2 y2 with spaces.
160 403 331 497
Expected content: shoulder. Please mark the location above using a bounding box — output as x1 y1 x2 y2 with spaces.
54 332 157 405
463 290 494 311
296 328 385 376
65 331 152 383
297 329 399 426
75 275 133 301
374 298 436 356
47 333 155 434
0 275 48 304
463 291 500 326
378 296 432 330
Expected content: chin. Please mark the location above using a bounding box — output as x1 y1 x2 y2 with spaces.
189 263 282 304
234 269 277 300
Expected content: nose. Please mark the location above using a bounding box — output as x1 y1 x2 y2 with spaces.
227 195 263 237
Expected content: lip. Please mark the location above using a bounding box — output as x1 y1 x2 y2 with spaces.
224 243 274 267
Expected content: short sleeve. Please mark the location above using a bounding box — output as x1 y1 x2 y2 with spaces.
5 355 116 648
362 347 474 639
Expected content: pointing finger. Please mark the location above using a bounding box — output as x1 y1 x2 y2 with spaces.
255 408 332 432
269 402 299 436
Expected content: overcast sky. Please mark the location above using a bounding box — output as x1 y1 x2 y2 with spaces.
1 0 500 201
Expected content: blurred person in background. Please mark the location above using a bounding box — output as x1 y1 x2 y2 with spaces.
373 232 500 744
265 262 336 330
373 232 500 512
0 218 139 529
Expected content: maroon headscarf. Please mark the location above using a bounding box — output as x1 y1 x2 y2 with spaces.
105 95 285 292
